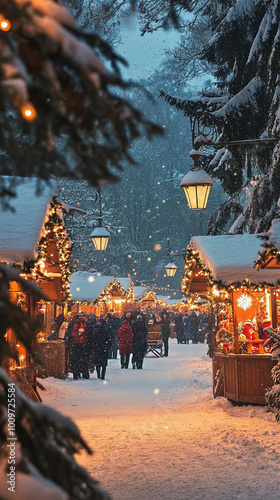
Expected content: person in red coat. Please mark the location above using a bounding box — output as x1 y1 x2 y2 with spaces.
118 320 133 369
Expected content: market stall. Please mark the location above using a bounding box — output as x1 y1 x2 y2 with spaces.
0 177 72 388
182 231 280 404
133 286 160 311
70 272 134 315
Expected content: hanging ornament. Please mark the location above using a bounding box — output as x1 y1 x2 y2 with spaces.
237 293 252 311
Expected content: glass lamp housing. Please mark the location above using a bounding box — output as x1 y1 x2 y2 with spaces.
91 225 110 251
165 262 178 277
180 149 213 210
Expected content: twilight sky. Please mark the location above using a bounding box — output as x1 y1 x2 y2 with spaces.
117 15 181 79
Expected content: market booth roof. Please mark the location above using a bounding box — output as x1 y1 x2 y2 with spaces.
157 295 186 306
116 277 132 292
133 286 152 301
189 234 280 286
70 272 114 302
70 272 133 303
0 177 55 264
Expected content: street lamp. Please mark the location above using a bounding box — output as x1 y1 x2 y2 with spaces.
164 238 185 277
165 262 178 277
90 188 110 251
180 149 213 210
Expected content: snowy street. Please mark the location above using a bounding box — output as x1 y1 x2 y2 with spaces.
41 341 280 500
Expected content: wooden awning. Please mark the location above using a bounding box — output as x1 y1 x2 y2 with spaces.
187 267 208 294
257 256 280 269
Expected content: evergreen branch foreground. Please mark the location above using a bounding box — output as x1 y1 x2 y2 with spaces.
0 0 163 190
0 368 110 500
0 264 110 499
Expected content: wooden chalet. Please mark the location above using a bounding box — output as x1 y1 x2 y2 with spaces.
70 272 134 315
0 177 72 392
133 286 160 311
182 231 280 405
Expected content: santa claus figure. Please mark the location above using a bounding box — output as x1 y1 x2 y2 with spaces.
242 319 256 341
262 316 272 341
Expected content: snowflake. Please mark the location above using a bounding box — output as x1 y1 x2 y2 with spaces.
237 293 252 311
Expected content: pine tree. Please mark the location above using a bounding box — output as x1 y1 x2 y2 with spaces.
160 0 280 234
0 0 164 194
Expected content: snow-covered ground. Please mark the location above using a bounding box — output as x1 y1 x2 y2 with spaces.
41 341 280 500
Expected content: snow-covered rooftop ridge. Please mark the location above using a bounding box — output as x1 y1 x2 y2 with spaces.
266 219 280 251
70 272 133 302
157 295 186 306
0 177 56 264
133 286 151 300
70 272 114 302
189 233 280 286
115 277 131 292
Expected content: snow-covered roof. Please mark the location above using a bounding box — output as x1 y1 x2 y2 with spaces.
189 234 280 286
0 177 55 264
115 277 132 292
157 295 186 306
70 272 114 302
266 219 280 251
133 286 151 300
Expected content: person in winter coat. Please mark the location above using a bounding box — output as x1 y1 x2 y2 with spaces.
132 315 148 369
91 319 111 380
183 311 198 344
161 312 171 357
197 311 208 343
174 313 184 344
106 313 120 359
111 313 122 358
71 316 90 380
118 320 133 368
85 314 97 372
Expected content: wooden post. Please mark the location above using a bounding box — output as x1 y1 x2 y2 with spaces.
271 288 278 329
231 291 240 354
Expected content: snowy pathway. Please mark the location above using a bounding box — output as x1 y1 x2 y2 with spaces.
41 341 280 500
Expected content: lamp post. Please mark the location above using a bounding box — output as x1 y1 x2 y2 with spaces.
180 149 213 210
164 238 185 277
90 188 110 251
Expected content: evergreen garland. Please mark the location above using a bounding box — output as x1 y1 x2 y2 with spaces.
33 201 72 302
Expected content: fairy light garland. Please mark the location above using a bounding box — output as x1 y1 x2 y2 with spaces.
255 240 280 272
33 202 72 301
181 247 277 298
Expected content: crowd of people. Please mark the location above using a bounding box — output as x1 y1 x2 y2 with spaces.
53 308 209 381
174 309 209 345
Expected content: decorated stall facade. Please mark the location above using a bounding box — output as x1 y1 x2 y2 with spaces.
70 272 134 315
0 178 72 385
133 286 160 311
182 232 280 404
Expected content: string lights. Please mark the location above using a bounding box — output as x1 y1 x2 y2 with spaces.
33 201 72 301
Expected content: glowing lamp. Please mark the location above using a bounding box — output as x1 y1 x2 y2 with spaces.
181 150 213 210
21 103 37 122
0 19 11 31
165 262 178 277
91 220 110 251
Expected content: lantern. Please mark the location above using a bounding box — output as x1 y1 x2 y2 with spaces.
91 219 110 251
165 262 178 277
180 150 213 210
